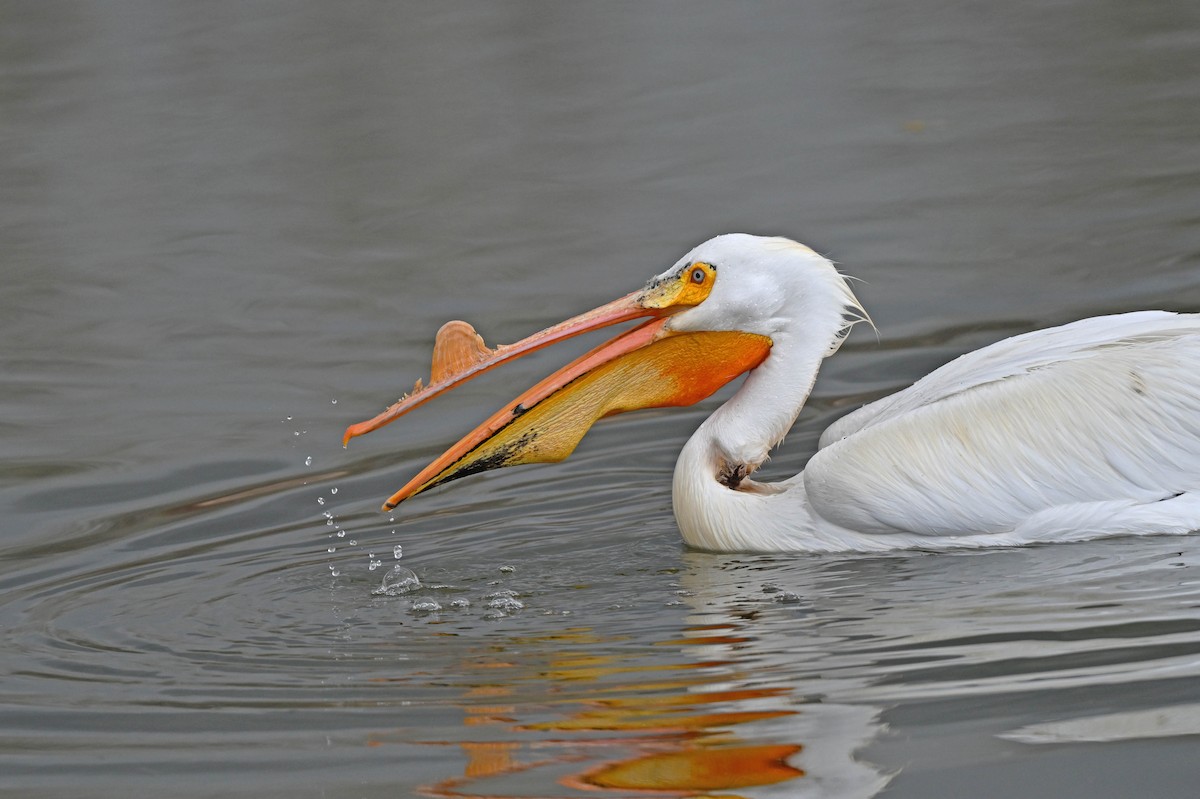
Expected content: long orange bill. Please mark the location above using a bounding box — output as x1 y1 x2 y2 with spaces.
377 324 771 509
343 262 773 511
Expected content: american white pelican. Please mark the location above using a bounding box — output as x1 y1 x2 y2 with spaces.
345 234 1200 552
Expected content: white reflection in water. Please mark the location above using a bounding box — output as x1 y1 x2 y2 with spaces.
1002 703 1200 744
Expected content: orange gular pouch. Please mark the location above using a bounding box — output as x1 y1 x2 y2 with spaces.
386 329 772 509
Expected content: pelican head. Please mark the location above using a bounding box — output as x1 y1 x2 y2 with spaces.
663 234 861 341
345 234 865 512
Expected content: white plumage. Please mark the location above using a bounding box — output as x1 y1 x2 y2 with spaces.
665 235 1200 552
350 233 1200 553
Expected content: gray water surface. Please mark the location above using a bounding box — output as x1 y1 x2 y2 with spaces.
4 3 1200 797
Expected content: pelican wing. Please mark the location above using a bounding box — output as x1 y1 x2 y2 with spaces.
820 312 1192 445
806 312 1200 536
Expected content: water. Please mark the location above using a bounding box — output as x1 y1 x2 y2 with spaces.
3 2 1200 797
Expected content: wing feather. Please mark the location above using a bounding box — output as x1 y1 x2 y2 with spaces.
805 312 1200 536
820 311 1192 446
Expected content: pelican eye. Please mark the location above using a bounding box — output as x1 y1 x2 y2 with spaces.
643 261 715 309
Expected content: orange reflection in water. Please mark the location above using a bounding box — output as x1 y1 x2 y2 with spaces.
373 627 813 799
582 743 803 792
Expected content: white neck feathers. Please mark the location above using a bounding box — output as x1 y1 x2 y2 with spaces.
668 243 868 551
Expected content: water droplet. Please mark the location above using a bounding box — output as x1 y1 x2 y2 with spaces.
373 565 421 596
393 545 403 560
336 530 346 538
484 590 524 614
388 517 395 523
330 568 340 577
286 416 293 421
368 559 382 571
499 565 515 573
327 546 336 553
331 398 338 405
317 497 325 506
331 487 338 495
304 456 313 466
348 539 356 546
